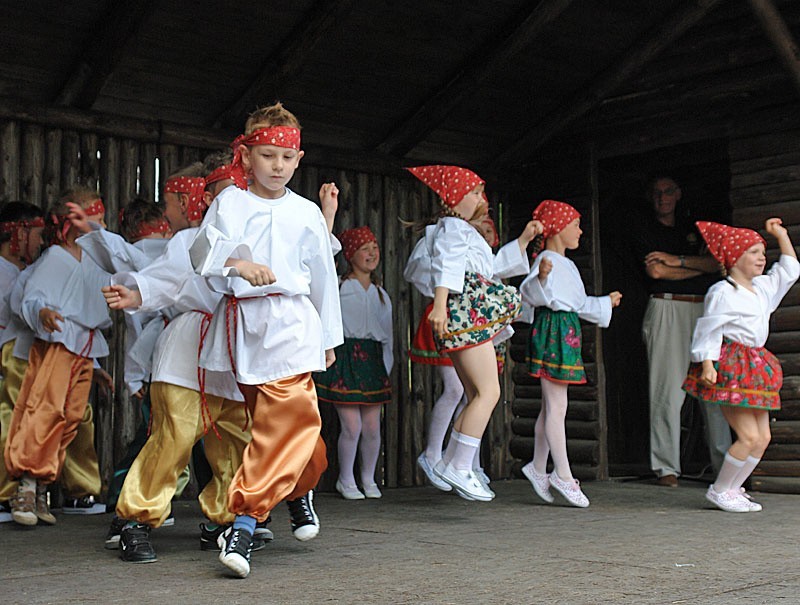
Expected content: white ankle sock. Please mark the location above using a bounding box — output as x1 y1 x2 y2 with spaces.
731 455 761 491
442 429 461 466
450 433 482 471
712 452 746 493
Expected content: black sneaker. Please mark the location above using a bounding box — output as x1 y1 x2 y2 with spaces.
218 527 252 578
286 491 319 541
62 495 106 515
199 522 229 551
120 523 157 563
105 516 127 550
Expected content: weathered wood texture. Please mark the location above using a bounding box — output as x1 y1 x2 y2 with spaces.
729 126 800 493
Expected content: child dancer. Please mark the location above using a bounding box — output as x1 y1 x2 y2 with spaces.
4 188 112 526
683 218 798 512
315 226 393 499
406 165 525 502
519 200 621 508
189 102 342 578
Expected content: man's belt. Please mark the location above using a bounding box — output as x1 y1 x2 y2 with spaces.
650 293 704 303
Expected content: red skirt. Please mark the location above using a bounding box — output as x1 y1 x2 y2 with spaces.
683 338 782 410
409 304 453 367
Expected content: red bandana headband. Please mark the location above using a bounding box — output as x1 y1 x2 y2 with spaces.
205 164 234 187
532 200 580 240
84 199 105 218
134 219 171 240
406 165 485 209
696 221 765 270
229 126 302 190
340 226 378 262
165 176 208 222
0 217 45 258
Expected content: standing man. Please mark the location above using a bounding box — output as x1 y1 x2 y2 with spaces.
634 176 731 486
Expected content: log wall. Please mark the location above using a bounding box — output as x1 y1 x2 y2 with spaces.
729 127 800 493
0 116 519 496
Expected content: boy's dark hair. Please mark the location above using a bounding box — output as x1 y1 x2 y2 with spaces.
202 150 234 176
244 101 302 135
0 201 44 245
44 186 100 245
167 162 204 180
119 198 165 243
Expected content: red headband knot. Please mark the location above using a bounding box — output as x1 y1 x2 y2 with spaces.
340 226 378 262
0 217 45 259
406 165 485 209
205 164 234 187
165 176 208 222
84 199 105 218
696 221 765 270
229 126 302 190
532 200 580 240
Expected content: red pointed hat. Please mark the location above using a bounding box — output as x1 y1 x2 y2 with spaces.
406 165 484 208
696 221 765 269
340 226 378 261
532 200 580 240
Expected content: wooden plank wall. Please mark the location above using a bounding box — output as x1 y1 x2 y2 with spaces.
729 128 800 494
0 116 520 496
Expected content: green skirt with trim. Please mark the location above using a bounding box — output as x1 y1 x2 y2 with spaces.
314 338 391 405
526 308 586 384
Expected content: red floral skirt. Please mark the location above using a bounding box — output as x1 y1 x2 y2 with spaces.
409 304 453 367
683 338 782 410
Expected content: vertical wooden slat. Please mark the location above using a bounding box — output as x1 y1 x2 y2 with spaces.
119 140 140 204
80 133 100 191
139 143 157 200
384 175 402 486
158 144 179 193
0 120 21 202
20 124 44 206
61 130 81 191
44 129 63 209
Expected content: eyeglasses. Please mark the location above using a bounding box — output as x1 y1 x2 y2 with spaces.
653 186 678 197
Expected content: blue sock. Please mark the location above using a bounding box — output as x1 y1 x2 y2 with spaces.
232 514 256 536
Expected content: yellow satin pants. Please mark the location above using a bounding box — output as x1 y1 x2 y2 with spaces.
230 373 327 522
116 381 249 527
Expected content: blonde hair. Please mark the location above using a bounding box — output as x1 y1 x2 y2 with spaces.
244 101 302 135
167 162 204 180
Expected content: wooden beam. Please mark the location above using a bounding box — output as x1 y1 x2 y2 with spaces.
213 0 359 129
54 0 158 109
746 0 800 98
491 0 725 168
374 0 573 158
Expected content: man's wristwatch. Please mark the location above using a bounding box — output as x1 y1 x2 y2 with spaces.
679 255 686 268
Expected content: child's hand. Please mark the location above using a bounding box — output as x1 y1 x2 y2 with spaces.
320 182 339 232
538 257 553 282
520 220 544 244
765 217 787 239
102 284 142 310
66 202 92 234
699 360 717 387
325 348 336 368
428 304 448 338
92 367 114 395
233 260 277 287
39 308 64 333
132 385 147 400
609 291 622 307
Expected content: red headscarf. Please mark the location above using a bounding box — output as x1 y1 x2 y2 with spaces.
532 200 580 240
133 219 171 240
696 221 765 269
229 126 302 190
164 176 207 222
406 165 485 209
340 226 378 262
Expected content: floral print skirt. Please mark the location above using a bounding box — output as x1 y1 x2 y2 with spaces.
314 338 391 405
683 338 782 410
526 308 586 384
434 272 521 354
410 303 453 367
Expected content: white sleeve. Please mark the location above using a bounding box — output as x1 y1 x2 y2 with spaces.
690 289 733 362
403 236 433 297
757 254 800 313
493 239 530 279
189 198 252 277
77 229 151 273
430 220 469 294
380 290 394 374
576 295 613 328
519 255 554 308
330 233 342 256
307 213 344 350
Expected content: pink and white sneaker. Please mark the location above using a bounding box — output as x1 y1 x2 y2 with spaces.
705 486 750 513
521 462 554 503
548 472 589 508
738 488 763 512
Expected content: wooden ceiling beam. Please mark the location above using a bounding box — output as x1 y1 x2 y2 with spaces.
374 0 574 159
746 0 800 98
491 0 725 169
212 0 358 129
54 0 158 109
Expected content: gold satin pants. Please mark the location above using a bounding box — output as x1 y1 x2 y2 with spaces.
115 381 249 527
229 373 327 522
4 341 92 484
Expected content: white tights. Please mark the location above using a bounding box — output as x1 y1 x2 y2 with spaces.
424 365 465 464
335 404 382 487
532 378 573 480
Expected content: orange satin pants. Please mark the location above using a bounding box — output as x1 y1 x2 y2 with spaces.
4 341 92 484
230 373 327 522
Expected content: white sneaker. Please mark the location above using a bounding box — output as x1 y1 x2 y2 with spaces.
362 483 382 499
521 462 554 503
335 480 365 500
549 472 590 508
433 461 473 500
738 488 762 512
417 453 452 492
473 469 495 500
705 486 750 513
436 463 493 502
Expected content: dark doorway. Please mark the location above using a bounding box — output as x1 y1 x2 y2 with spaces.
598 139 731 477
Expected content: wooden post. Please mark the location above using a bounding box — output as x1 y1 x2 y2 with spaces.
0 121 20 202
44 129 63 208
20 124 44 206
80 133 100 191
61 130 81 191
